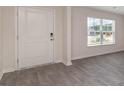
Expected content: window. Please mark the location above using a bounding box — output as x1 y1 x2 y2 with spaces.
87 17 115 46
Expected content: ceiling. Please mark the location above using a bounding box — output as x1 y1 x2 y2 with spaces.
89 6 124 15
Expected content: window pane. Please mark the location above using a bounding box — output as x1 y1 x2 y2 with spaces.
102 20 113 31
102 32 114 44
88 18 101 31
87 17 115 46
88 18 94 31
88 32 101 45
94 18 101 31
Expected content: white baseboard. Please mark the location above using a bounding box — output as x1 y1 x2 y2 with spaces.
0 73 3 80
65 62 72 66
3 60 62 74
72 56 84 60
72 49 124 60
54 60 62 63
3 67 16 74
62 61 72 66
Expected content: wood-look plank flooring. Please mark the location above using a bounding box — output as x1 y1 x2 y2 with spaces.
1 51 124 86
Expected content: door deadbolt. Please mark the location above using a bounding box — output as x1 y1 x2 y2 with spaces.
50 33 53 37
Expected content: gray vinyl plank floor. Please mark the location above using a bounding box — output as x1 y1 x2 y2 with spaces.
1 51 124 86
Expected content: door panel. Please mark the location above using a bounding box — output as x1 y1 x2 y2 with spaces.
18 7 54 69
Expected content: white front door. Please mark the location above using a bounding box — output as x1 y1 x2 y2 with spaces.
18 7 54 69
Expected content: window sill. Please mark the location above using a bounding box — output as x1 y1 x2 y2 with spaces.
87 43 116 47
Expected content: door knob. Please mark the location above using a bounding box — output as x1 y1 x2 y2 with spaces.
50 38 54 41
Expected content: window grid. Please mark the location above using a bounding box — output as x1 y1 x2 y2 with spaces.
87 17 115 46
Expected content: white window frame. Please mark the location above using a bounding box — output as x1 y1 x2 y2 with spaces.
87 17 115 47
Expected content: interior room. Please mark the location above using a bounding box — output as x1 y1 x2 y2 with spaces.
0 6 124 86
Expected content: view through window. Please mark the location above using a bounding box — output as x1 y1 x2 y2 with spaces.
87 17 115 46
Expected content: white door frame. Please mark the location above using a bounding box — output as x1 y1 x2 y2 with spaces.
16 7 55 70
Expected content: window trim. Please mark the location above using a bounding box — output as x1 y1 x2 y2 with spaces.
87 17 115 47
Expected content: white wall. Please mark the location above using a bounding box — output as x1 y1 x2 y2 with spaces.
2 7 17 72
0 7 3 79
2 6 65 73
72 7 124 60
